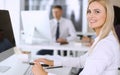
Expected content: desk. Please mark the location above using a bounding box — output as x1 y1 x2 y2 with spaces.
1 47 120 75
0 54 29 75
0 54 72 75
18 43 89 51
18 43 89 56
0 44 89 75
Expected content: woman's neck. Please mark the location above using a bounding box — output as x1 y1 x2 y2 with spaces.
95 28 101 36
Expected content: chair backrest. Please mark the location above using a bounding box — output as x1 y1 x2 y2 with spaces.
114 6 120 25
114 6 120 42
114 25 120 42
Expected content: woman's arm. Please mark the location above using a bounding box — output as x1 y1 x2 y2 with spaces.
34 53 88 68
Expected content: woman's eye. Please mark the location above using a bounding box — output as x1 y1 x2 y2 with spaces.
87 10 91 14
95 10 100 14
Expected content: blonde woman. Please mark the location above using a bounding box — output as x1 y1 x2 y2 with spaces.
32 0 120 75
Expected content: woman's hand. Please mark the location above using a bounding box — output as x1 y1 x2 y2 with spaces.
32 62 48 75
34 58 54 66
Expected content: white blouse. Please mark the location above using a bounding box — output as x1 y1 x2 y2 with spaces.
48 32 120 75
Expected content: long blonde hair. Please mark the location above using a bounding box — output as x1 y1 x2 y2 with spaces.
88 0 119 54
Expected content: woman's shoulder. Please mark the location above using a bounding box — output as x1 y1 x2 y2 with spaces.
94 33 119 55
100 32 118 46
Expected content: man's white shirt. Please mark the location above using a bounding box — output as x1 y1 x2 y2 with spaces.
50 17 77 42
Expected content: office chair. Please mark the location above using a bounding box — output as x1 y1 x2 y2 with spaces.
114 6 120 71
114 6 120 42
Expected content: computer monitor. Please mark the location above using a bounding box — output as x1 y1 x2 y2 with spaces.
0 10 16 73
0 10 16 53
21 10 53 44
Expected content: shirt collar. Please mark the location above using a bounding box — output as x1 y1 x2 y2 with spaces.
94 31 113 43
53 17 63 24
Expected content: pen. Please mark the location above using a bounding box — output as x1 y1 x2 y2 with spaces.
29 62 34 65
23 61 49 67
29 62 49 67
45 66 63 69
24 62 63 69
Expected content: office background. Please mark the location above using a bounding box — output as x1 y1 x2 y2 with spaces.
22 0 83 32
0 0 119 46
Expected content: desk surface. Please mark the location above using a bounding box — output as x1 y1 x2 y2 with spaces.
18 43 89 57
1 45 120 75
0 43 89 75
0 54 29 75
0 54 72 75
18 43 89 52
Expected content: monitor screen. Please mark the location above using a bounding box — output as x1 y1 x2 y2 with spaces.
0 10 16 53
21 10 52 44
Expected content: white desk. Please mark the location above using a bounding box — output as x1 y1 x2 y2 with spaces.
18 43 89 51
0 44 89 75
0 54 73 75
1 45 119 75
18 43 89 56
0 54 29 75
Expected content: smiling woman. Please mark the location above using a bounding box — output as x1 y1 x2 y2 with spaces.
87 1 107 35
31 0 120 75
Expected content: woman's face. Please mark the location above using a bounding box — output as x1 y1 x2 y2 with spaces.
87 1 107 31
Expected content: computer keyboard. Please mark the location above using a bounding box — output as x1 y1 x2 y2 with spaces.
24 66 33 75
